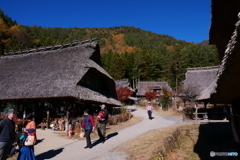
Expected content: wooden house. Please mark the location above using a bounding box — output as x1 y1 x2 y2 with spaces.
136 81 172 98
115 79 137 103
182 66 219 105
0 39 121 125
115 79 131 89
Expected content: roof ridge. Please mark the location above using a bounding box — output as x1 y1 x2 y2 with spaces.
187 65 220 71
139 81 167 83
3 37 98 56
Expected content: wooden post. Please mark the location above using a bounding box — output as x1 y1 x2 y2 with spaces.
47 110 49 128
65 100 71 132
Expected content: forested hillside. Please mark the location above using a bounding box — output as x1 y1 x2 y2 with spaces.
0 10 220 90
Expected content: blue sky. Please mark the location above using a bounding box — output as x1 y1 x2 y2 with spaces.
1 0 211 43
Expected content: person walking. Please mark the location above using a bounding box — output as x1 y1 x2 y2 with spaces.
81 110 95 149
97 104 109 143
146 102 153 120
0 105 16 160
17 113 37 160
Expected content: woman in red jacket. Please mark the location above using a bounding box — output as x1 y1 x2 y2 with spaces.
81 110 95 149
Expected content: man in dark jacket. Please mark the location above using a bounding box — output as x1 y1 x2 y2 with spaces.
97 104 108 143
0 106 15 160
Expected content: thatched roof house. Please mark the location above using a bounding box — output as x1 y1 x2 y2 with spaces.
209 0 240 145
136 81 172 97
209 1 240 104
115 79 137 101
209 0 240 61
115 79 135 91
182 66 219 101
0 40 121 106
115 79 131 88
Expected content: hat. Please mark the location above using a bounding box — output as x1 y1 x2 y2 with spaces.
100 104 105 107
3 104 15 116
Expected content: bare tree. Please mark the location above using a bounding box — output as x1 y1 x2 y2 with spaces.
179 84 201 119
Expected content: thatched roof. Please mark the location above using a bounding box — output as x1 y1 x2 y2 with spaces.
115 79 135 91
136 81 172 96
115 79 130 88
209 0 240 61
182 66 219 101
210 17 240 104
0 41 121 106
208 0 240 104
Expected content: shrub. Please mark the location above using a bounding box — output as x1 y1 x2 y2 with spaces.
108 112 132 125
145 92 158 101
160 87 172 110
116 86 133 104
183 107 195 119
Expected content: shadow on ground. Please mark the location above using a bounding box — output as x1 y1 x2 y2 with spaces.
129 109 137 112
36 148 64 160
35 138 44 145
194 122 240 160
106 132 118 139
91 132 118 148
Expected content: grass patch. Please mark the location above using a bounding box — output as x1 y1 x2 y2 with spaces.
158 125 200 160
115 122 238 160
115 127 179 160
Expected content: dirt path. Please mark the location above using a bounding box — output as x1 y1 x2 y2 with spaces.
35 106 186 160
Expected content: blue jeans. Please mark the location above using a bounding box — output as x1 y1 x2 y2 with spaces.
0 141 12 160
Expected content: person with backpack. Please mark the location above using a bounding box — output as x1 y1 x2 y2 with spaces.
97 104 109 143
81 110 95 149
17 113 37 160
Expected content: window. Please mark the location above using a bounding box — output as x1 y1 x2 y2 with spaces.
79 73 102 88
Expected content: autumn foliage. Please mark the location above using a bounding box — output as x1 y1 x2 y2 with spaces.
160 88 172 109
116 86 133 103
145 92 158 101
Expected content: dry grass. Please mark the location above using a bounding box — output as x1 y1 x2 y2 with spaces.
114 127 179 160
106 116 143 133
113 124 200 160
113 120 237 160
163 125 200 160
